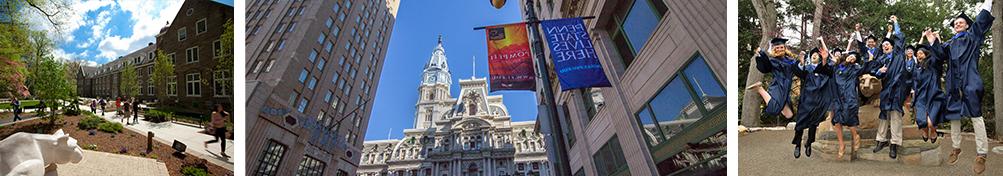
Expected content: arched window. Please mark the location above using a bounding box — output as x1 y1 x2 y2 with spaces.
468 102 477 115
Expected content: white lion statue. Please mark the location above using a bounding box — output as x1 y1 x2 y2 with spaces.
0 129 84 176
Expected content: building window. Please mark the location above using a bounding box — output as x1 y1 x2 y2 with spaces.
325 41 334 53
425 108 432 122
324 90 333 103
580 88 604 123
177 27 187 41
317 33 327 44
560 104 576 148
213 40 223 57
295 156 325 176
264 60 276 72
297 98 309 113
168 53 176 64
593 136 628 176
185 73 201 96
608 0 667 68
325 17 334 29
287 22 297 32
167 76 177 96
298 69 308 83
636 54 723 147
330 96 340 110
255 140 287 176
275 23 285 34
307 77 317 90
317 59 326 71
186 47 199 63
308 49 318 62
277 40 286 50
214 70 231 97
289 91 300 107
196 18 207 34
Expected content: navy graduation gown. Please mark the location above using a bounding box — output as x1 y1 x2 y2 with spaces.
931 9 995 119
870 22 912 120
793 63 832 131
831 60 877 126
824 61 840 111
912 44 947 128
755 49 799 116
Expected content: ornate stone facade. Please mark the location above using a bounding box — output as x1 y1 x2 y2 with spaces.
358 37 550 176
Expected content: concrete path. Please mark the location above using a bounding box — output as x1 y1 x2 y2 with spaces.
78 104 234 171
739 130 1002 175
53 150 169 176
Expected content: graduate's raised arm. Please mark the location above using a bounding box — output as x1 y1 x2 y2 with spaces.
972 0 995 37
891 16 905 51
754 47 774 73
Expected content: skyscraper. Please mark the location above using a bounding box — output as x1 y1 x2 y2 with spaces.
244 0 400 175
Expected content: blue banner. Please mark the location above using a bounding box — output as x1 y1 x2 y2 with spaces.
540 18 612 91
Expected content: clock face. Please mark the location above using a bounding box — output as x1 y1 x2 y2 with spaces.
426 75 435 82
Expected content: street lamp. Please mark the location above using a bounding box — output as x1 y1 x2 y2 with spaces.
489 0 506 9
483 1 572 175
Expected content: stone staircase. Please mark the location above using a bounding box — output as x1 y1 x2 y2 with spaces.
811 125 943 166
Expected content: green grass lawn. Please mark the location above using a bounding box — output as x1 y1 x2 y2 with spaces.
0 100 41 110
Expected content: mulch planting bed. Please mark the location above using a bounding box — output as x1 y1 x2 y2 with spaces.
0 116 233 176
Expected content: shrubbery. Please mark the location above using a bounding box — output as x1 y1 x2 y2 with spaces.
78 113 123 133
181 165 210 176
97 122 123 133
78 116 104 130
144 109 172 123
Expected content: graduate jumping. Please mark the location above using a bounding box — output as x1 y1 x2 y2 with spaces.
927 0 994 173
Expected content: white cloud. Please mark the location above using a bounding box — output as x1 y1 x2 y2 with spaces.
80 60 99 67
77 10 113 48
51 48 77 61
94 0 182 61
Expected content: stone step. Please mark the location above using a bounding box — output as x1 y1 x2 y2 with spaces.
817 125 930 142
811 138 942 166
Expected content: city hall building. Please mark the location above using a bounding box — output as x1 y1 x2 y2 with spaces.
357 38 551 176
524 0 727 175
244 0 399 175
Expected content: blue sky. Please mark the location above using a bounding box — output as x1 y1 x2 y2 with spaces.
365 0 539 140
42 0 233 66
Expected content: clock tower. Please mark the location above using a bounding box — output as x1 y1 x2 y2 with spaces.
415 35 451 129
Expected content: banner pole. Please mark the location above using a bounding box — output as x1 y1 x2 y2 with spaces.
524 0 572 175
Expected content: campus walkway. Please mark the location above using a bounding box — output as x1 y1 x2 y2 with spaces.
54 150 170 176
739 130 1002 175
78 103 234 171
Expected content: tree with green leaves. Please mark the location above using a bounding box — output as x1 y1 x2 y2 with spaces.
215 19 233 100
152 50 175 104
31 56 72 124
119 62 138 99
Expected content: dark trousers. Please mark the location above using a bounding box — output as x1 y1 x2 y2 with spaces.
206 128 227 153
12 112 20 121
133 112 139 123
792 126 818 145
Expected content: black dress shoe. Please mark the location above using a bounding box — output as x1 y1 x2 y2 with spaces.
805 143 813 157
794 145 801 159
889 144 898 159
873 141 887 153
